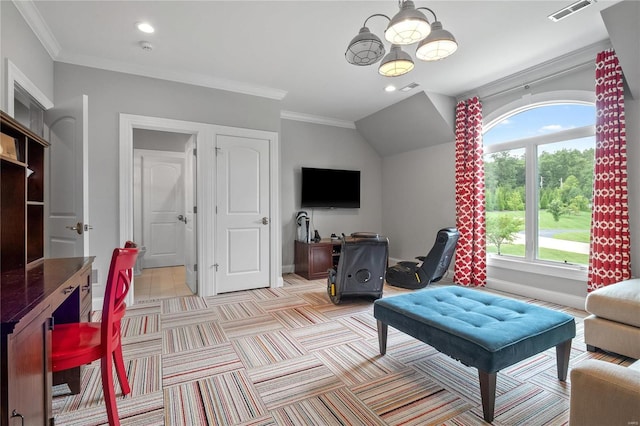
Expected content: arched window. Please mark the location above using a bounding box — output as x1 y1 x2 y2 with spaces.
483 103 595 266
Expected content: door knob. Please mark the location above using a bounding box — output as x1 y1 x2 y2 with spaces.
178 215 187 224
262 217 269 225
66 222 84 235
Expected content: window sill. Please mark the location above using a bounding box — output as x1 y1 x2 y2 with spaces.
487 255 588 281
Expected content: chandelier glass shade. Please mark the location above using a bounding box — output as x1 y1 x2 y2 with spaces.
384 1 431 45
345 27 386 66
415 21 458 61
379 45 415 77
345 0 457 77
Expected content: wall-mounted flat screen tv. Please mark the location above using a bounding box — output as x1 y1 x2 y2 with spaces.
301 167 360 208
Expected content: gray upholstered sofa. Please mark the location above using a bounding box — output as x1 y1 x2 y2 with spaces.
570 278 640 425
569 359 640 425
584 278 640 359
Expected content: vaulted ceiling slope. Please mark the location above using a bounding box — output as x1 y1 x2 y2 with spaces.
356 91 455 157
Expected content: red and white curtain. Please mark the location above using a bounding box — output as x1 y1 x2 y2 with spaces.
454 97 486 287
588 49 631 291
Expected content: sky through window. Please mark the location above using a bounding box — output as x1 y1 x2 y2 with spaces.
483 104 595 146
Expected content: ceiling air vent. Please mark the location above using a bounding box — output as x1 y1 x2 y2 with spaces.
548 0 595 22
400 83 420 92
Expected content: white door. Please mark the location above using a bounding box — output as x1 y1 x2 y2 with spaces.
142 152 185 268
184 138 197 293
45 95 89 257
215 134 270 293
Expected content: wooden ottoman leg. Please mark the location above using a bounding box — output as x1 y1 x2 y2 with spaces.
479 370 496 423
377 320 388 355
556 339 572 381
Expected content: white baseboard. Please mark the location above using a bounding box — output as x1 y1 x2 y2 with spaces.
486 278 586 310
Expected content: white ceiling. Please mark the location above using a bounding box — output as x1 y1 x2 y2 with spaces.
24 0 620 125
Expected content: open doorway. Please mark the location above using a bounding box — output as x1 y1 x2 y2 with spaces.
120 113 282 305
119 114 212 307
132 129 196 301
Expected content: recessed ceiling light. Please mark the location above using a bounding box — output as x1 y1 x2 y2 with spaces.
136 22 155 34
385 85 396 92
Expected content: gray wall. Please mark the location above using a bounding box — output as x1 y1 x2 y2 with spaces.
0 1 54 111
382 142 456 260
602 0 640 99
54 62 282 297
281 119 383 271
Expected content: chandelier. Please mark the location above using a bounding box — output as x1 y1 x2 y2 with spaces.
345 0 458 77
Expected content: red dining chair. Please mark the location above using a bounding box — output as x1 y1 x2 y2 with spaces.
52 247 138 426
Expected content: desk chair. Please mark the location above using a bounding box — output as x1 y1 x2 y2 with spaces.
52 246 138 426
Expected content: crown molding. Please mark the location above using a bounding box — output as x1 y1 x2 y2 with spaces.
281 110 355 129
12 0 61 59
56 53 288 101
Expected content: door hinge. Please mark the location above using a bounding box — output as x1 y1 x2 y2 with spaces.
193 264 198 272
193 206 197 214
193 148 197 156
48 317 55 331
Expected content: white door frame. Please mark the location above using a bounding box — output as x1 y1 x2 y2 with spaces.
5 59 54 117
119 114 282 302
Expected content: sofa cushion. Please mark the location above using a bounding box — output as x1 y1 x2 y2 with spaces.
586 278 640 327
569 359 640 426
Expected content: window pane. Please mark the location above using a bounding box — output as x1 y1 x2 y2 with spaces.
484 148 525 258
537 137 594 264
484 104 594 146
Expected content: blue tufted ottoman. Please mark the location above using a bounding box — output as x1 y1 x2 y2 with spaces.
373 286 575 422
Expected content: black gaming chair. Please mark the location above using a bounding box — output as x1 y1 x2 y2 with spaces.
327 232 389 305
385 227 459 289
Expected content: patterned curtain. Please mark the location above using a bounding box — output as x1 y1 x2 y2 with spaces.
588 49 631 291
453 97 486 287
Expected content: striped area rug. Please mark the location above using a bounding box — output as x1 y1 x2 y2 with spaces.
52 275 634 425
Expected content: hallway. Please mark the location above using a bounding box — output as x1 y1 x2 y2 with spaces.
134 266 193 302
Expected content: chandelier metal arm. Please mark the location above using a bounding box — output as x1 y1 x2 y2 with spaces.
416 7 437 22
363 13 391 28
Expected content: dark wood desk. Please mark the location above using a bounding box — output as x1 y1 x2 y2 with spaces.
1 257 94 426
